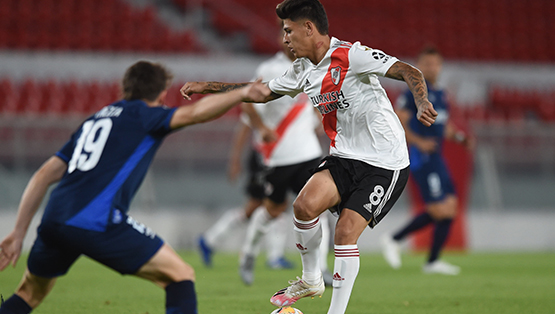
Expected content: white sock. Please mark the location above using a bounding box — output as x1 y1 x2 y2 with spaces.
319 213 330 272
327 244 360 314
294 216 322 285
242 207 272 257
204 208 246 248
265 211 289 262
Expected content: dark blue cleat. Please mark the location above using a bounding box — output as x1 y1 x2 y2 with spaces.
197 235 213 267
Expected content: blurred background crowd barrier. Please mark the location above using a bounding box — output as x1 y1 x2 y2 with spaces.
1 0 554 251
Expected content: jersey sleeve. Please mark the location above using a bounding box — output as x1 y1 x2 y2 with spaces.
139 105 178 136
56 138 75 163
350 42 399 77
268 61 304 98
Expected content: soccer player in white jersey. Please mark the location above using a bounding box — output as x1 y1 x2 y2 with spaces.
197 31 333 283
180 0 437 312
237 41 335 286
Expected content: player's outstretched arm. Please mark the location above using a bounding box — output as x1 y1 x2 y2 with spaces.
385 61 438 127
170 80 271 129
180 81 282 103
0 156 67 271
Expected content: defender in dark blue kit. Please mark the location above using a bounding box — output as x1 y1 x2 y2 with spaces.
0 61 270 314
381 47 474 275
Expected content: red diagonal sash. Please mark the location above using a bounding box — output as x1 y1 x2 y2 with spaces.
258 94 308 161
320 43 351 148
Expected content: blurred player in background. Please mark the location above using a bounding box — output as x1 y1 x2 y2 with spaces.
381 46 474 275
0 61 269 314
236 39 334 285
197 120 297 270
179 0 437 312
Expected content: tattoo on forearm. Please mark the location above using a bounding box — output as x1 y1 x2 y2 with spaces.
387 62 428 106
206 82 248 93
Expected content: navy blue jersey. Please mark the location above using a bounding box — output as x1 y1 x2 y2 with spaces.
41 100 176 232
395 84 450 169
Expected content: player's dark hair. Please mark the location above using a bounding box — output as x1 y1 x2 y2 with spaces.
418 45 442 59
122 61 173 102
276 0 329 35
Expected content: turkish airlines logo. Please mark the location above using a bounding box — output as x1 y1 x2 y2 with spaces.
330 66 341 85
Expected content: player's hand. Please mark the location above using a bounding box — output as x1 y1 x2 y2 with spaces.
242 79 271 103
0 232 23 271
180 82 209 100
259 126 278 144
416 99 438 127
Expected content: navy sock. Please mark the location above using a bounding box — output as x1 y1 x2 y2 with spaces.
0 294 32 314
393 212 434 241
165 280 197 314
428 218 453 263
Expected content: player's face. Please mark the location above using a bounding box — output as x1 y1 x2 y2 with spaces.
282 19 311 59
417 54 442 85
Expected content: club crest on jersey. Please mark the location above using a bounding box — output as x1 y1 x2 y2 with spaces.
330 66 341 85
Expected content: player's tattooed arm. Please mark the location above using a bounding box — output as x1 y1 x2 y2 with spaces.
180 81 282 103
180 81 247 99
386 61 438 127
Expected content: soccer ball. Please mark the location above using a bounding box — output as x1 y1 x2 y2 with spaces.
270 307 303 314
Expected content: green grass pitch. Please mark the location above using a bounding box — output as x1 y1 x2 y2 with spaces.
1 252 554 313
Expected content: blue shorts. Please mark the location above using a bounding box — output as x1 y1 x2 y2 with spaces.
410 153 455 203
28 215 163 278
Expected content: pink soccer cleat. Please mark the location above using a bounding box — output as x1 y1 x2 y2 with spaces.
270 276 325 307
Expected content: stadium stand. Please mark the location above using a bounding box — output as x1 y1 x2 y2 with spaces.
489 87 555 122
0 0 553 123
0 0 205 53
0 79 243 117
172 0 555 62
3 76 552 124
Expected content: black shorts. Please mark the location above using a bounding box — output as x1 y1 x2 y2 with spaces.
264 157 321 204
27 215 163 278
314 156 409 228
245 150 266 200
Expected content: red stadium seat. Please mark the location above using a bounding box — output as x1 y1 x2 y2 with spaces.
0 79 20 114
0 0 552 60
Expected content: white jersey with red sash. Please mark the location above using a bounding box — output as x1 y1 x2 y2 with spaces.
268 37 409 171
244 52 322 167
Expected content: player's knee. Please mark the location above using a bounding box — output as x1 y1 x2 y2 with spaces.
293 196 318 220
265 201 287 218
156 263 195 288
428 202 456 220
174 263 195 282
